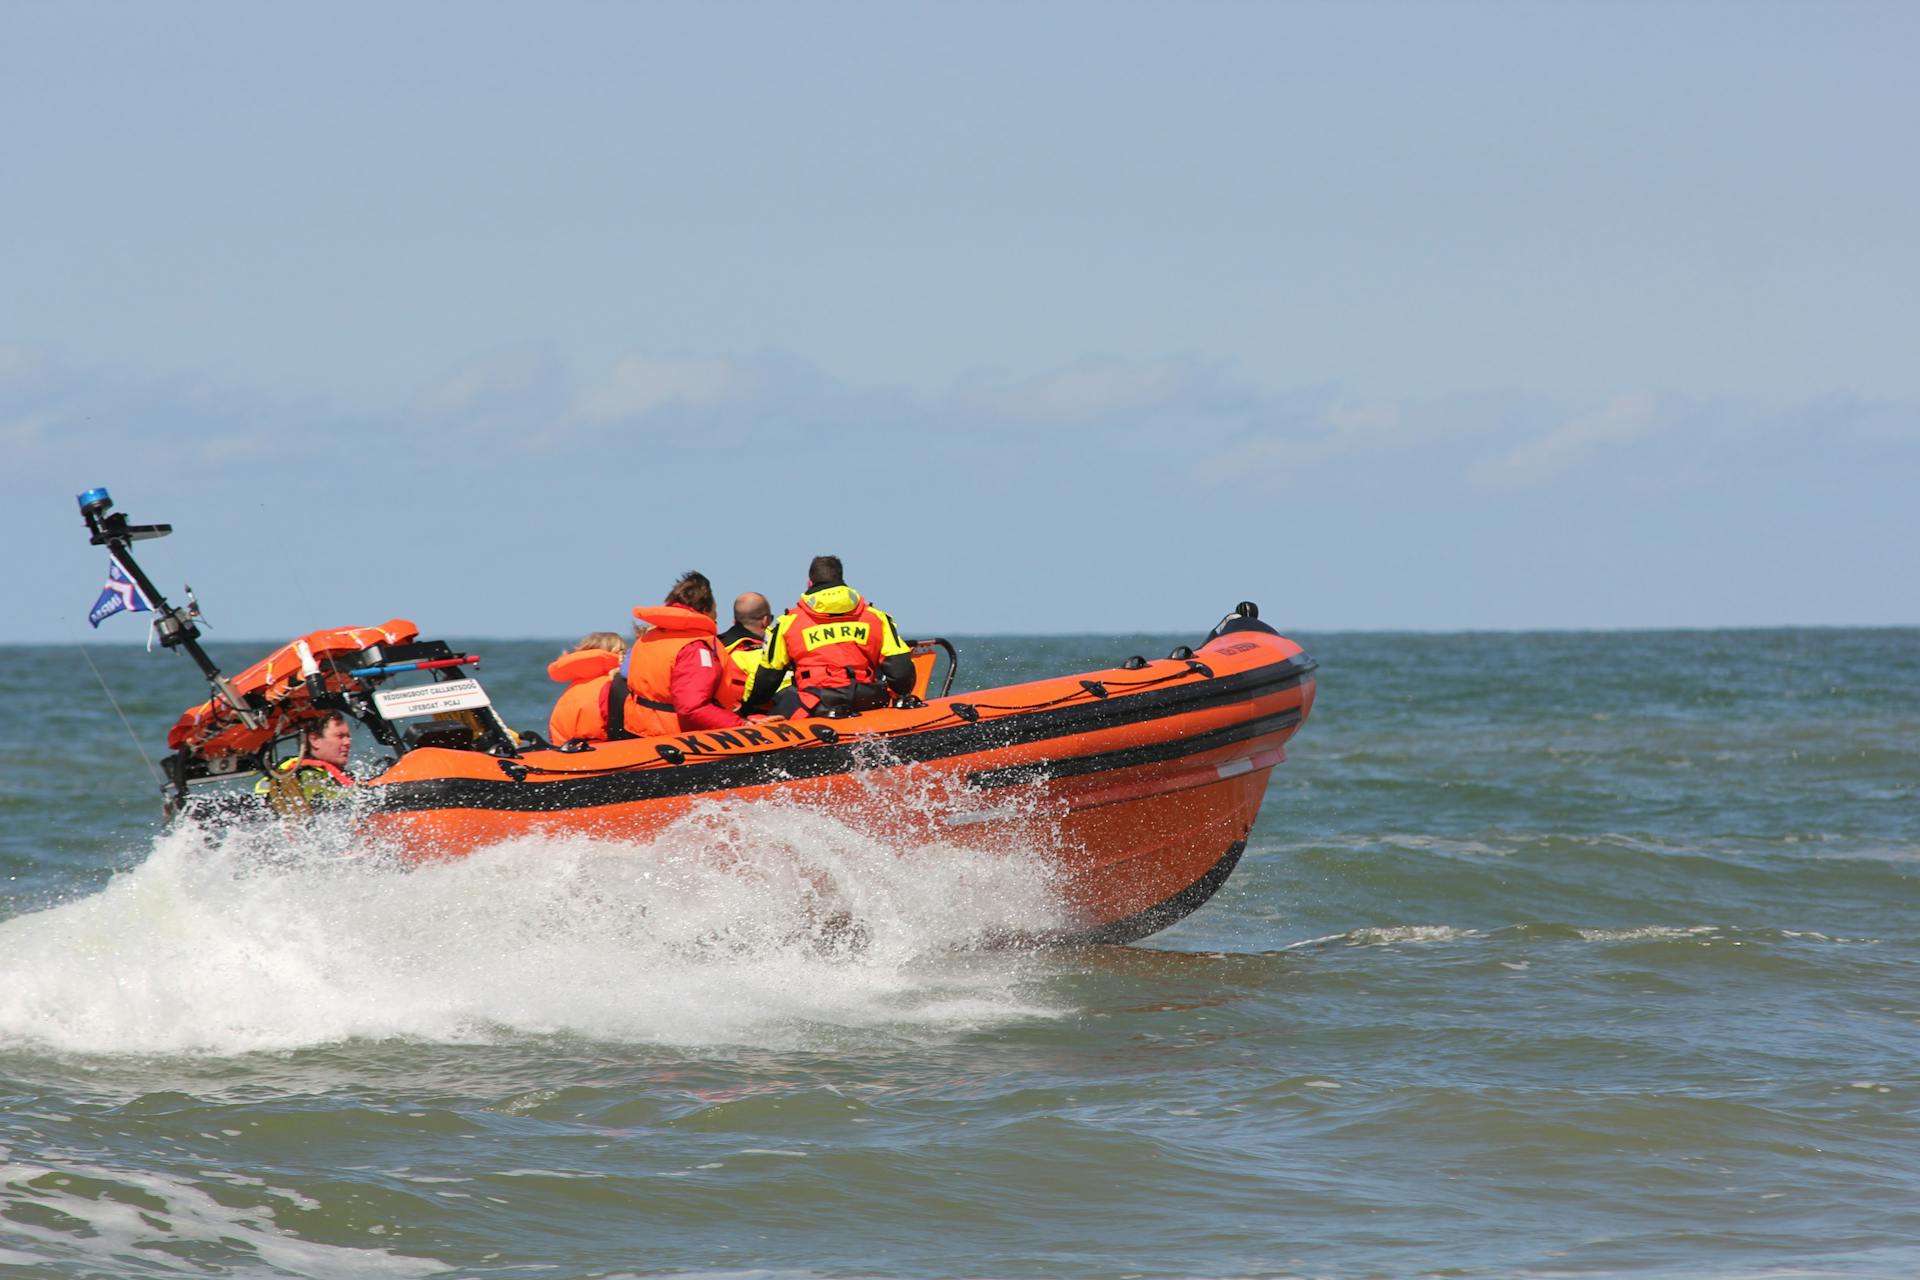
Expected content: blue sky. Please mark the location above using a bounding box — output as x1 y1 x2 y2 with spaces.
5 2 1916 642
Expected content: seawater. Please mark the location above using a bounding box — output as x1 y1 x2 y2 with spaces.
1 629 1916 1279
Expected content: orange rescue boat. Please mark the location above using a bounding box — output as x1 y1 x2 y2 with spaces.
361 608 1315 943
82 488 1316 945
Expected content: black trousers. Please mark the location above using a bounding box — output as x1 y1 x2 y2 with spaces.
786 680 890 717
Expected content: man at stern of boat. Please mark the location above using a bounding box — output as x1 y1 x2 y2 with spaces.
742 555 918 718
255 711 355 810
618 571 750 736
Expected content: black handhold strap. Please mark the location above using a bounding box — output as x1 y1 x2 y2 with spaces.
606 669 631 740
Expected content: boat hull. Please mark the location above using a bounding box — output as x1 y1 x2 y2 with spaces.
361 626 1316 942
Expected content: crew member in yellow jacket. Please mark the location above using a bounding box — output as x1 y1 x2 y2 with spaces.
255 711 355 812
741 556 916 717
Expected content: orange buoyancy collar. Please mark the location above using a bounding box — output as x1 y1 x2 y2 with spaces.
547 649 622 684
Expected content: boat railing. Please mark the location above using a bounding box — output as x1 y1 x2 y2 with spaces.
909 637 959 698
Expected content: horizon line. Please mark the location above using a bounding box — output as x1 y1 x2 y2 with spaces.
14 619 1919 648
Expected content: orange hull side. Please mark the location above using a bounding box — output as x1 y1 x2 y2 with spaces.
359 629 1316 941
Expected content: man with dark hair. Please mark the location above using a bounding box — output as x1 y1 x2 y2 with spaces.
743 556 916 717
807 555 842 588
255 710 355 812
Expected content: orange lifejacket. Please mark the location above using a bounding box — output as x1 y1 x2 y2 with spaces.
781 592 888 696
546 648 621 743
618 606 745 737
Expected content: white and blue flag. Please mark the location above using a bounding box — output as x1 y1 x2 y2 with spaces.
88 556 154 628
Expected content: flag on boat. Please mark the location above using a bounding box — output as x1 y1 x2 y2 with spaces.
88 555 154 628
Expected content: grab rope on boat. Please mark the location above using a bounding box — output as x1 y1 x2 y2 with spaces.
494 659 1216 780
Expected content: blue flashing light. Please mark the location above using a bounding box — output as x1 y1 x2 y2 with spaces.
78 487 113 513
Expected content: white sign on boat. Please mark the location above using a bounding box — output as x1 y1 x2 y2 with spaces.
374 678 493 720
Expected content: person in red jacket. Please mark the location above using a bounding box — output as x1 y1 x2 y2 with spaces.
545 631 626 743
614 571 748 737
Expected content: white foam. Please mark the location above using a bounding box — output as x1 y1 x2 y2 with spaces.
1343 925 1479 946
0 796 1070 1057
0 1153 446 1277
1573 925 1721 942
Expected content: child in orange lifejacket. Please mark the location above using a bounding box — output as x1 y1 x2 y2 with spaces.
545 631 626 743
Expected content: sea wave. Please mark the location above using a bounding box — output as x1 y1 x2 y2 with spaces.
0 798 1069 1058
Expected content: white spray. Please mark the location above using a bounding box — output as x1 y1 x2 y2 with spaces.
0 795 1071 1057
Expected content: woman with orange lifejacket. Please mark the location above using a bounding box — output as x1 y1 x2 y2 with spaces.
614 571 748 737
545 631 626 743
742 555 917 717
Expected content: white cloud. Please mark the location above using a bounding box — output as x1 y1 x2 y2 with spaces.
1306 401 1411 457
0 348 45 387
0 410 59 456
575 357 752 424
1470 393 1661 491
412 350 555 418
1186 399 1416 488
974 360 1186 425
197 433 278 464
1186 432 1296 488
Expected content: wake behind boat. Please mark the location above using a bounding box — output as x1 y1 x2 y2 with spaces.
79 488 1317 944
